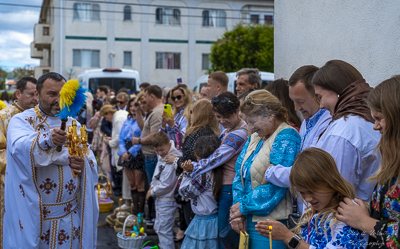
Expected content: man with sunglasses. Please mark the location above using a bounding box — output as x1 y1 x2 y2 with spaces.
116 92 129 110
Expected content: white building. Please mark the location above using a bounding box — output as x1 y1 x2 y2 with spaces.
31 0 274 89
274 1 400 87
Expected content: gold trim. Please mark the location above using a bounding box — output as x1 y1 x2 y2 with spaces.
50 220 58 248
56 165 63 203
43 205 78 221
70 212 73 249
79 160 87 248
30 136 43 235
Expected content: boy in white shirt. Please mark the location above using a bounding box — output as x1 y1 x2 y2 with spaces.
146 131 182 249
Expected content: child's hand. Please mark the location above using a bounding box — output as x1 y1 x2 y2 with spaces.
146 186 153 200
255 220 294 242
165 154 176 164
182 160 193 173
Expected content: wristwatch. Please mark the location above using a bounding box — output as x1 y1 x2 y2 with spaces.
287 235 302 249
138 138 141 144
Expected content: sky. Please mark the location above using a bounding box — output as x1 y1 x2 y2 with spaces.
0 0 42 72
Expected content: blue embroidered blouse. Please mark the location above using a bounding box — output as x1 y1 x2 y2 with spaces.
118 116 142 157
232 128 301 216
300 213 368 249
160 107 188 148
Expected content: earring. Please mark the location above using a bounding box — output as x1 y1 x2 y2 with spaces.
337 95 340 98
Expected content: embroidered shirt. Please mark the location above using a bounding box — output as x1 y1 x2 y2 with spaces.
191 122 248 185
300 213 368 249
368 178 400 248
232 129 300 216
160 106 188 149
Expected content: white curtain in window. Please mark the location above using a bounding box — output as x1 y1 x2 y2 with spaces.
81 50 91 67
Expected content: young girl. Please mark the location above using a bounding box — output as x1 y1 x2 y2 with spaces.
179 135 222 249
255 147 369 249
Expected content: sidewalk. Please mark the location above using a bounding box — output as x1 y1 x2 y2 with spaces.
97 193 183 249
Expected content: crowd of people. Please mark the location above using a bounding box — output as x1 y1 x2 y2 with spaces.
1 60 400 249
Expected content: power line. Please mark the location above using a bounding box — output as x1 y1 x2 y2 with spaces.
0 2 274 23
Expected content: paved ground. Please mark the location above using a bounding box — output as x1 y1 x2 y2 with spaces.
97 194 183 249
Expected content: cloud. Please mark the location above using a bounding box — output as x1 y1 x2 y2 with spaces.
0 0 42 71
0 10 39 33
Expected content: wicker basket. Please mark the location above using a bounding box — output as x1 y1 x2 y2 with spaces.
97 174 114 213
117 215 147 249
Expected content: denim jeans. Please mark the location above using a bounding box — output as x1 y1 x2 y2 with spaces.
218 185 239 249
145 155 158 185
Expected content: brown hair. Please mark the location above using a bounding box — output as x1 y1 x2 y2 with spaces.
290 148 357 234
185 99 220 139
209 71 228 87
312 60 363 94
240 89 288 122
145 85 162 99
366 75 400 186
152 131 170 148
265 79 301 128
288 65 319 95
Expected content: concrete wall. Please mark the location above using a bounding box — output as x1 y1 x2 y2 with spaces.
274 1 400 87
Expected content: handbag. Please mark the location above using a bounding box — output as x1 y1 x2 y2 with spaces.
117 141 135 168
239 231 249 249
287 196 301 230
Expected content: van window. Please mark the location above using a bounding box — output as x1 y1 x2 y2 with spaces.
89 77 136 94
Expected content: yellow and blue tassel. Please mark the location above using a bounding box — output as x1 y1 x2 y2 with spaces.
59 79 87 120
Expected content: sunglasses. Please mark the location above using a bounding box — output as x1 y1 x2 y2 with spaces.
171 94 184 101
244 96 263 106
117 101 126 104
211 97 232 106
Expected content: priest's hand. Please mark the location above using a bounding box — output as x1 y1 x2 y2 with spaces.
69 155 84 175
51 128 67 146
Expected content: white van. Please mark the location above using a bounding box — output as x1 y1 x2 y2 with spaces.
77 68 141 94
193 71 274 95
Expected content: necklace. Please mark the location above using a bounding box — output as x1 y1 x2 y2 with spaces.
227 118 242 133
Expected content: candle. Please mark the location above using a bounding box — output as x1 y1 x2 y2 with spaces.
269 225 272 249
97 184 100 199
119 198 123 211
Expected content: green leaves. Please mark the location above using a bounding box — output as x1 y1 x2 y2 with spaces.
209 24 274 73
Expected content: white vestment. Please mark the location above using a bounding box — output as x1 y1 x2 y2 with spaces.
3 106 99 248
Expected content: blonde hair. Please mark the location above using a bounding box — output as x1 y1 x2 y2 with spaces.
366 75 400 187
289 148 357 234
100 105 117 116
170 85 193 122
239 89 288 122
185 99 220 139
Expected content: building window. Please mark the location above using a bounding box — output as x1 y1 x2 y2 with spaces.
264 14 274 25
123 5 131 21
250 14 259 24
73 49 100 67
123 51 132 66
43 26 50 36
201 54 211 70
156 52 180 69
73 3 100 22
202 10 226 27
155 8 180 25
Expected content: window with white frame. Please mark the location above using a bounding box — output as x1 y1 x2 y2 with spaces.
202 10 226 27
73 2 100 21
123 51 132 66
155 8 180 25
201 54 211 70
73 49 100 67
156 52 180 69
124 5 131 21
264 14 274 25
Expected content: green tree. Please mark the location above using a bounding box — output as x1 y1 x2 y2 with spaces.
9 65 34 80
209 24 274 73
0 67 8 90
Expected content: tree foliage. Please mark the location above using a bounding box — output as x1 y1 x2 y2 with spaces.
9 65 34 80
0 67 8 90
209 24 274 73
